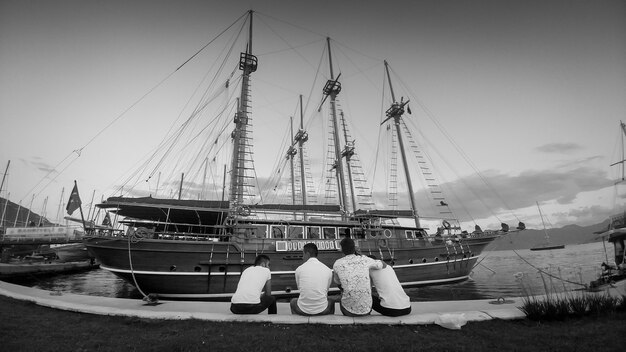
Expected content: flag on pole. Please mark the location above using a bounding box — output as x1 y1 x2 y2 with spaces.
66 182 82 215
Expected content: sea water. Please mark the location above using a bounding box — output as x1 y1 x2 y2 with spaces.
6 242 609 301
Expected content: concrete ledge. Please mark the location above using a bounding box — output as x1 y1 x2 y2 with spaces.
0 280 528 326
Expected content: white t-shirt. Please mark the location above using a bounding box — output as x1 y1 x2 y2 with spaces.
231 266 271 304
295 257 333 314
369 265 410 309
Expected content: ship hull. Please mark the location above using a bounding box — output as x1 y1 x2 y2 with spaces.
85 234 496 299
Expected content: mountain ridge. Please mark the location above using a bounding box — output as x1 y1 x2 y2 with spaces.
486 220 610 251
1 197 615 250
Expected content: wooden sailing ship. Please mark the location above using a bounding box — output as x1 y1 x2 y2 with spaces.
83 11 522 299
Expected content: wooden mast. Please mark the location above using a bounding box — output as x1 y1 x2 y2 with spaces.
229 10 257 209
324 37 349 214
289 116 296 205
0 160 9 197
297 94 308 208
0 160 10 230
611 120 626 183
340 111 357 212
383 60 421 229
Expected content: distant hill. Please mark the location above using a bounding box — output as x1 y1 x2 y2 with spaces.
0 197 55 231
486 220 610 251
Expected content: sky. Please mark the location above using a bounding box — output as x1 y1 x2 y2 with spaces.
1 0 625 231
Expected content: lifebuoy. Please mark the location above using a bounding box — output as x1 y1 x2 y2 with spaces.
135 227 150 238
377 238 388 248
442 220 451 229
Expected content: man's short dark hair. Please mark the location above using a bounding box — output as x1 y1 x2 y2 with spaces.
254 254 270 266
303 243 318 257
340 238 356 255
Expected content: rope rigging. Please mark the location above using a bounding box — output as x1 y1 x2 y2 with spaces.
385 64 522 224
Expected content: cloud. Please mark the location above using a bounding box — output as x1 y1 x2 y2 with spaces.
556 205 614 226
367 167 613 223
535 143 583 154
20 157 58 175
556 155 604 169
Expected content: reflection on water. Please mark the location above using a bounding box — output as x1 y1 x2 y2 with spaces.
5 242 608 301
411 241 607 301
7 269 142 299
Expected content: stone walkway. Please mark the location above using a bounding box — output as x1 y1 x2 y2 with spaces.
0 280 530 326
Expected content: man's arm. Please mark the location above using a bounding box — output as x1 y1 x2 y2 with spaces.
369 258 387 270
263 279 272 297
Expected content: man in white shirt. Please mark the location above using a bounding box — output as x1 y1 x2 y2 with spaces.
230 254 277 314
368 255 412 316
290 243 335 316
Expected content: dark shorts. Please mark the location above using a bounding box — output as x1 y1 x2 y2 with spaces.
230 295 277 315
290 297 336 316
372 295 412 317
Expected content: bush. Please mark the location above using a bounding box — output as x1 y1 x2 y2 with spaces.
567 296 587 317
521 293 623 321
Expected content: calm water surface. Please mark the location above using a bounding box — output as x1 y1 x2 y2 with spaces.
7 242 609 301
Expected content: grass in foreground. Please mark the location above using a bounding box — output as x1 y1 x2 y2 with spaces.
2 295 625 352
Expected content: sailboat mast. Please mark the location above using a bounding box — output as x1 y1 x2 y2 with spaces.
340 111 357 212
537 201 550 242
289 116 296 205
229 10 257 207
0 160 9 197
297 94 307 207
383 61 421 229
325 37 349 213
619 121 626 181
610 120 626 183
0 160 10 229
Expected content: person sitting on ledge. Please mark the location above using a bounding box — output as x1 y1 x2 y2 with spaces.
230 254 277 315
333 238 385 317
368 255 412 317
290 243 335 316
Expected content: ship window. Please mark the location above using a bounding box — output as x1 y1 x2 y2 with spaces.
246 224 267 238
270 225 285 239
287 226 304 239
405 230 414 239
306 226 321 239
322 227 336 239
353 228 365 239
338 227 350 239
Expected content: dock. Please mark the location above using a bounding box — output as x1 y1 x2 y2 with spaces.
0 260 98 279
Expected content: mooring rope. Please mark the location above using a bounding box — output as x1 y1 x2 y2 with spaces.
127 231 151 300
512 249 587 287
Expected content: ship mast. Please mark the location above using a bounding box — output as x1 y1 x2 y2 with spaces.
536 201 550 243
340 111 357 212
288 116 297 205
229 10 257 208
382 61 421 229
323 37 349 214
296 94 308 207
611 120 626 183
